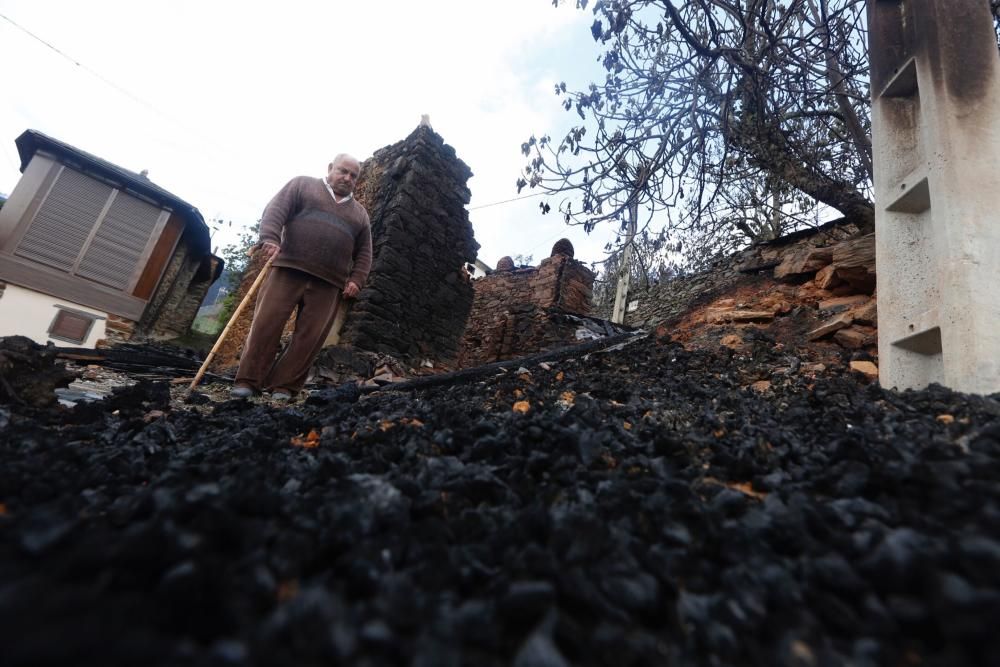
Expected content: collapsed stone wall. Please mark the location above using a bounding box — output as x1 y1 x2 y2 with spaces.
340 124 479 362
458 245 596 367
625 218 879 358
626 219 866 328
621 258 746 329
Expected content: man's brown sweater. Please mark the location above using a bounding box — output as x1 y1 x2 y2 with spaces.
258 176 372 289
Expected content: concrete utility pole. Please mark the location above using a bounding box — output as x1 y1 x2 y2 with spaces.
868 0 1000 394
610 199 637 324
611 166 651 325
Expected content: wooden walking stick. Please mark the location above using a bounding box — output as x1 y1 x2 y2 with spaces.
187 256 274 395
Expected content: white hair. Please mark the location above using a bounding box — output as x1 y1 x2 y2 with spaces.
331 153 360 166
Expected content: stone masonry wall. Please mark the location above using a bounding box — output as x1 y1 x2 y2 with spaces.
340 124 479 362
458 247 596 367
623 259 745 329
101 315 136 346
625 219 864 328
148 255 222 340
133 232 214 341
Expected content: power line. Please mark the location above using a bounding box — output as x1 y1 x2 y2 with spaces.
468 190 547 210
0 12 162 117
469 191 599 260
1 12 569 231
0 140 19 174
0 11 263 222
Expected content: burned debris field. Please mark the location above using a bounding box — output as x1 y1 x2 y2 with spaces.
1 334 999 667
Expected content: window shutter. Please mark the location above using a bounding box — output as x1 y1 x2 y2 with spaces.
15 169 113 271
77 192 161 290
48 308 96 344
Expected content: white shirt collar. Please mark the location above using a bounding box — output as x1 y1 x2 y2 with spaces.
322 176 353 204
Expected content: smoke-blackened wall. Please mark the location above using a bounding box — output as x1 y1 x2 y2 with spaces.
342 124 479 362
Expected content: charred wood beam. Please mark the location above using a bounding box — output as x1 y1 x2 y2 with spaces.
360 332 648 396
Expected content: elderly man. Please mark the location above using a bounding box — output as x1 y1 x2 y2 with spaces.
231 154 372 400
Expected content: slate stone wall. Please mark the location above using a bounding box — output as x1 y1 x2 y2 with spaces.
624 259 745 329
340 125 479 362
134 233 220 341
148 255 222 340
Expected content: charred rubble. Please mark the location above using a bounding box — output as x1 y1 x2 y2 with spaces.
1 333 999 666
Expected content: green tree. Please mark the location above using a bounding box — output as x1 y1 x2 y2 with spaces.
215 221 259 328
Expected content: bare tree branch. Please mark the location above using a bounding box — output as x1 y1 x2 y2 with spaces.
522 0 876 269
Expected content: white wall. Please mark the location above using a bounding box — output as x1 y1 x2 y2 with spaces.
0 283 107 347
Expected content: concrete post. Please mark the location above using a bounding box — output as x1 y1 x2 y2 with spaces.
611 200 637 324
868 0 1000 394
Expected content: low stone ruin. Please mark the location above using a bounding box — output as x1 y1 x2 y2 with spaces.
627 218 871 330
631 219 875 335
457 240 598 367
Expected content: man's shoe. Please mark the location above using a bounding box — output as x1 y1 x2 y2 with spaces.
230 384 255 399
270 389 294 402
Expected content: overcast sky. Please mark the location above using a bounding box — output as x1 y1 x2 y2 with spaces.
0 0 620 271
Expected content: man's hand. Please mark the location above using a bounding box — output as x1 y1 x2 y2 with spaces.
259 241 280 261
343 281 360 299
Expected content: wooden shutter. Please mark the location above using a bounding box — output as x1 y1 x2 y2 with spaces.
15 169 113 271
77 192 162 290
48 308 96 344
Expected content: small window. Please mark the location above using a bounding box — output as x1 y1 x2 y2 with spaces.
48 308 97 345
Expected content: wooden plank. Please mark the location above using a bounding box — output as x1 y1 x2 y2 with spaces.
0 253 145 320
132 213 183 300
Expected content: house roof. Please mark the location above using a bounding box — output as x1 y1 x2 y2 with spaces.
14 129 211 255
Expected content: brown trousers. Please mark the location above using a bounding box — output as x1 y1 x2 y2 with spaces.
234 267 342 393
